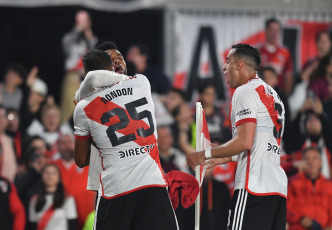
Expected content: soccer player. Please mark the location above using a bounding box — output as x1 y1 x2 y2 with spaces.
187 44 287 230
96 42 127 75
73 50 178 230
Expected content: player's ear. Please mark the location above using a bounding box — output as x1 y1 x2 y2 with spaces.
236 60 243 70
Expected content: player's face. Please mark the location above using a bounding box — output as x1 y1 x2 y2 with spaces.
106 49 127 75
223 49 240 89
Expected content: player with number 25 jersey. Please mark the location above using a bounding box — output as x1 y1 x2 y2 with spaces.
231 76 287 197
74 74 167 199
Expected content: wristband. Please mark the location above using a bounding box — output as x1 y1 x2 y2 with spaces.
205 148 212 159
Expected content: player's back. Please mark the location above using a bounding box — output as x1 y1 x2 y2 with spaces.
231 77 287 197
74 74 167 199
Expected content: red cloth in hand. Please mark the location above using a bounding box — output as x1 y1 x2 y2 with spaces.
166 170 199 210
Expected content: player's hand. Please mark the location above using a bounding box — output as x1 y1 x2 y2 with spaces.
186 151 205 170
26 66 38 87
300 216 313 228
202 157 232 169
73 97 78 105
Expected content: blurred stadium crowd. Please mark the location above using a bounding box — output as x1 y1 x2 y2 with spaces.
1 9 332 230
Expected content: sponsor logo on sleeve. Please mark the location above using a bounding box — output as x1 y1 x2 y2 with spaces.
236 109 251 117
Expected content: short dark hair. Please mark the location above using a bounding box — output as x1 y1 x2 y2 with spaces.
6 63 27 80
82 49 113 73
198 81 215 95
302 146 322 157
169 87 186 101
265 18 280 30
259 66 277 80
231 43 261 71
96 42 119 51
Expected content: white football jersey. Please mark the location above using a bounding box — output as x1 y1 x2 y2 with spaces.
231 76 287 198
74 74 167 199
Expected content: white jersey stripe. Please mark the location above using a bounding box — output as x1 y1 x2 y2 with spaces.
234 189 246 230
232 189 243 230
238 190 248 230
93 195 101 230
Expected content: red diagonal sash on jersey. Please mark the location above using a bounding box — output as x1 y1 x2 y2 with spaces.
37 205 55 230
255 85 282 145
83 97 166 183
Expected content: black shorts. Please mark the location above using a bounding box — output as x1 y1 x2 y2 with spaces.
94 187 179 230
227 189 286 230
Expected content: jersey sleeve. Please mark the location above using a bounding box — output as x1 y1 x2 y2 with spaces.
233 86 259 127
76 70 129 101
73 103 90 139
135 74 151 90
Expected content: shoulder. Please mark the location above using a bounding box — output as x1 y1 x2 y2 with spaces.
234 83 258 97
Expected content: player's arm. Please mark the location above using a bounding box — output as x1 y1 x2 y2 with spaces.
75 70 129 101
73 102 91 168
187 122 256 169
74 137 91 168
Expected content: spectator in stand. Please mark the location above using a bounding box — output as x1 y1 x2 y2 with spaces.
165 88 186 115
198 83 232 144
27 104 73 155
287 147 332 230
173 103 196 154
61 10 97 123
6 108 23 164
324 77 332 120
260 66 292 153
0 63 26 110
28 164 77 230
259 18 293 96
15 136 50 215
53 134 94 229
157 126 190 174
0 176 26 230
290 96 332 178
308 54 332 102
0 105 17 182
126 44 170 95
289 32 331 120
302 31 331 83
19 71 49 133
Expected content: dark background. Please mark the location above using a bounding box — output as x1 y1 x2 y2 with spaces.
0 6 164 102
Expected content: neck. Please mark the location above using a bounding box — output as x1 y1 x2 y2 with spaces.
45 185 57 193
241 72 257 85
